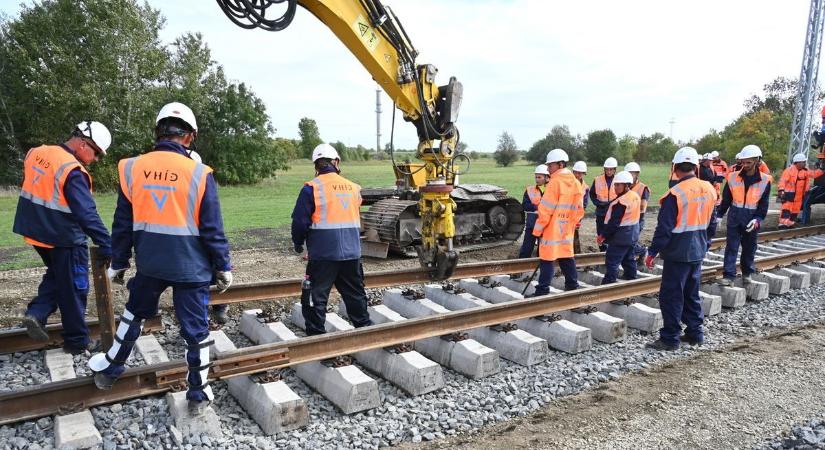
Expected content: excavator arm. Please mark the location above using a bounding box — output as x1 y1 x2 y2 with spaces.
215 0 462 278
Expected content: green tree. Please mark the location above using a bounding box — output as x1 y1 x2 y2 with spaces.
493 131 519 167
616 135 637 163
585 129 617 164
298 117 322 160
693 129 724 157
526 125 577 164
635 133 677 163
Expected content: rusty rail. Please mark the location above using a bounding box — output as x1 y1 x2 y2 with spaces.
2 242 824 425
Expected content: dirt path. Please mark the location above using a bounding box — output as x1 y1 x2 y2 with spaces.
411 322 825 450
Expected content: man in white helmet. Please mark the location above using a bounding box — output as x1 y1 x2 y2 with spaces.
89 102 233 416
624 162 650 263
291 143 373 336
645 147 717 350
597 170 641 283
571 161 588 253
711 150 728 182
530 149 584 295
13 121 113 354
590 157 618 251
777 153 812 228
716 144 771 287
518 164 550 258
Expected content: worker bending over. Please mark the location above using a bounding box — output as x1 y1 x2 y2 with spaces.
89 103 233 416
645 147 717 350
598 170 641 284
590 157 617 251
624 162 649 262
291 143 373 335
519 165 550 258
572 161 588 254
778 153 811 228
716 145 771 286
14 121 113 354
531 149 584 295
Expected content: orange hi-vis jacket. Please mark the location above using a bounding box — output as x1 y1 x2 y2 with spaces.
304 172 362 261
726 170 771 212
14 145 91 247
525 185 543 207
592 174 616 214
758 161 770 175
657 177 717 262
712 160 729 178
629 181 649 215
604 190 641 246
119 151 213 281
533 168 584 261
779 164 812 213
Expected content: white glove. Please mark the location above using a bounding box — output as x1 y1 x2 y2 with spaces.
714 217 723 224
216 271 233 293
106 267 126 285
745 219 760 233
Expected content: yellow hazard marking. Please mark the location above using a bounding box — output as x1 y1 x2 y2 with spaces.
354 15 380 52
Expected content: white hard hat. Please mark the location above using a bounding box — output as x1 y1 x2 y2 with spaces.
711 151 719 158
613 170 634 184
545 148 569 163
534 164 549 175
572 161 587 172
735 152 742 160
672 146 700 165
74 121 112 154
793 153 807 163
189 151 202 164
624 162 641 172
739 144 762 159
702 153 711 160
603 157 618 168
156 102 198 132
312 143 340 162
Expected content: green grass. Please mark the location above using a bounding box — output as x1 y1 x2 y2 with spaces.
0 159 678 268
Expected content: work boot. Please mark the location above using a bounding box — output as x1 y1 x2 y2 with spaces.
717 277 733 287
188 400 210 417
63 339 101 356
21 315 49 342
645 339 678 351
212 306 229 325
93 372 117 390
680 335 704 346
742 275 752 286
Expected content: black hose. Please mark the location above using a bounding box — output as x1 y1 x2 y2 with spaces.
215 0 297 32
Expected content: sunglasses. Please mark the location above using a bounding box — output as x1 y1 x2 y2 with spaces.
80 120 104 156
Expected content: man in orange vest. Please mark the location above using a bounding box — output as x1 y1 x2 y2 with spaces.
13 121 113 354
519 164 550 258
530 148 585 295
624 162 649 262
291 143 373 336
711 151 728 183
572 161 588 254
645 147 717 350
716 144 771 286
778 153 812 228
589 157 618 251
597 170 641 284
89 103 233 416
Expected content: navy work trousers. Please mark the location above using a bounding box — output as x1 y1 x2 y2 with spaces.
602 244 637 284
518 223 538 258
303 259 373 336
723 225 758 279
26 245 90 350
658 260 704 346
534 258 578 295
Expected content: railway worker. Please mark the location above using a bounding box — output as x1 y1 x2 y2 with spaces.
13 121 113 354
530 148 584 295
589 157 618 251
715 144 771 287
699 154 715 183
597 170 641 284
624 162 649 262
711 150 728 183
291 143 373 336
777 153 812 228
644 147 717 350
519 164 550 258
572 161 588 254
89 103 233 416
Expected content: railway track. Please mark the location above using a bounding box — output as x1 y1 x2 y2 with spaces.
2 225 825 447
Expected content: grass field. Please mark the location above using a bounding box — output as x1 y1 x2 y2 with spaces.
0 159 680 268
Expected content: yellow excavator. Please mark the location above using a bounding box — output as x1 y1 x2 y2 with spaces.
215 0 521 279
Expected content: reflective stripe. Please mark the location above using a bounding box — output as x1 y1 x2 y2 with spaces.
133 222 200 236
310 221 361 230
310 177 328 223
526 185 543 206
670 179 714 233
51 161 77 206
186 164 205 234
540 198 579 210
123 158 136 196
727 171 770 210
670 185 690 232
19 190 72 213
540 238 573 246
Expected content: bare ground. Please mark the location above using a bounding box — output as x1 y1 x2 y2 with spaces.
410 322 825 450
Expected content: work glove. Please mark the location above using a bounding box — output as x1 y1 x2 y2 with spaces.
596 235 606 246
216 271 233 293
575 221 581 230
107 267 126 285
745 219 760 233
294 244 304 254
644 255 656 270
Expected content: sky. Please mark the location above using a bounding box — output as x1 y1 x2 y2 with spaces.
0 0 814 151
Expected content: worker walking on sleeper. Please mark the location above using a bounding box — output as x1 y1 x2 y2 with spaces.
519 164 550 258
598 170 641 284
89 102 233 416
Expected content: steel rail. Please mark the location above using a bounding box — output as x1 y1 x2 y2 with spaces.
0 316 164 354
2 243 824 425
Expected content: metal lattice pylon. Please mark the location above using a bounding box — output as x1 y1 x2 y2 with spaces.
787 0 825 167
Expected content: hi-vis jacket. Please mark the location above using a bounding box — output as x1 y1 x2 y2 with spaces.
589 174 616 215
779 164 812 213
717 170 772 228
533 168 584 261
649 176 717 263
522 184 544 228
292 167 362 261
111 142 231 283
603 190 641 246
13 145 111 251
629 181 650 217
